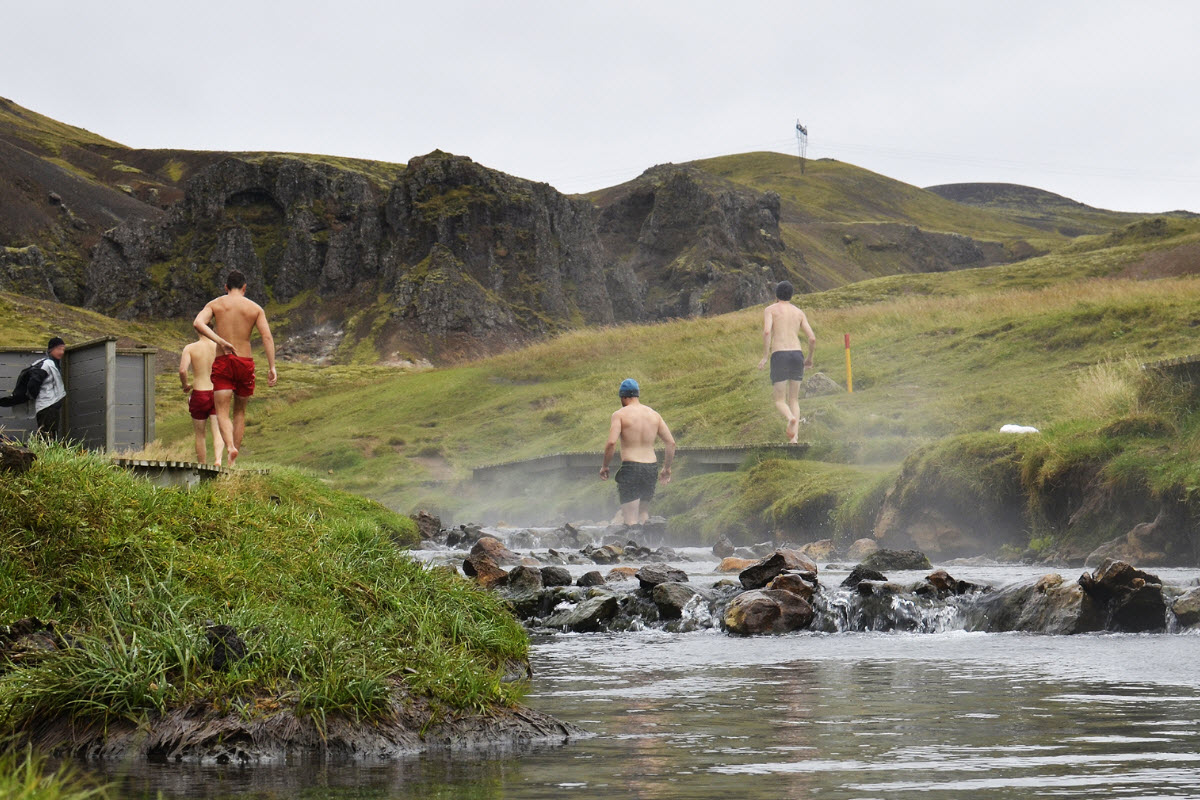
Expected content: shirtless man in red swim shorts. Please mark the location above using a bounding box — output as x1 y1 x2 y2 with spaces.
179 335 224 466
193 270 277 465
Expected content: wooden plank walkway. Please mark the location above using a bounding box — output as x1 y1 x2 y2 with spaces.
472 443 811 482
111 458 268 489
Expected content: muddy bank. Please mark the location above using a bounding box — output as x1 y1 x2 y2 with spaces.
23 696 584 764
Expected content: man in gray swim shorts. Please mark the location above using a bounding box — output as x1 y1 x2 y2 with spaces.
600 378 676 525
757 280 817 444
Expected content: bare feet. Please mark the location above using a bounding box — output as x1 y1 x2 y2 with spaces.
228 447 238 466
786 416 799 442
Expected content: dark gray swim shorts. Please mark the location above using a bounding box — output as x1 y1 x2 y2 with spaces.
615 461 658 504
770 350 805 383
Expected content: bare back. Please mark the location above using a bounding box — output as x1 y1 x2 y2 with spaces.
183 339 218 391
764 301 807 353
612 402 669 463
205 294 267 357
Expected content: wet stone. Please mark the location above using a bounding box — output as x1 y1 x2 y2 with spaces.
577 571 606 587
539 566 572 587
636 564 689 591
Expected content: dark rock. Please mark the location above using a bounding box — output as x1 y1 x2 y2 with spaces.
506 565 544 593
463 554 508 589
584 543 623 565
739 549 819 590
1079 559 1166 633
411 510 441 541
651 582 702 620
446 524 485 549
1172 588 1200 627
860 549 933 571
577 571 606 587
0 443 36 474
841 565 888 589
539 566 572 587
205 625 247 671
470 536 521 566
767 571 818 602
712 535 735 559
543 595 618 633
972 573 1105 634
723 590 814 635
636 564 689 591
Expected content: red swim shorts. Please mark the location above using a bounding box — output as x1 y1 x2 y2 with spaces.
188 389 216 420
211 354 256 397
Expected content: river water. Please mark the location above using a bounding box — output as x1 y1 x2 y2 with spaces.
104 552 1200 799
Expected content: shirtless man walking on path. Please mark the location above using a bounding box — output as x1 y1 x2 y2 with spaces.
758 280 816 444
179 335 224 466
599 378 676 525
193 270 277 465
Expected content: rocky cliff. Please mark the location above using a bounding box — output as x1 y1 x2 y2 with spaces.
84 152 794 362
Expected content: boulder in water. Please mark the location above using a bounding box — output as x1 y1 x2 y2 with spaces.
506 565 544 594
543 595 618 633
1078 559 1166 633
973 573 1105 634
860 549 932 571
463 554 508 589
606 566 639 582
841 564 887 589
471 536 521 566
636 564 689 591
411 510 441 541
1172 587 1200 627
718 557 756 573
577 571 606 587
651 582 702 620
712 535 735 559
540 566 572 587
767 570 818 602
739 549 818 590
723 589 814 635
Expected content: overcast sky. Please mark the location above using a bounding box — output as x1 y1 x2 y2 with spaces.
5 1 1197 213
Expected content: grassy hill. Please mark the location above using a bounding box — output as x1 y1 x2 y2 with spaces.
131 215 1200 555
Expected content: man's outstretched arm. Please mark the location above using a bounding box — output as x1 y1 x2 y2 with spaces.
193 304 234 354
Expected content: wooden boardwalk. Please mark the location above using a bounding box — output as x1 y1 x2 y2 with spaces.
472 443 811 482
112 458 267 489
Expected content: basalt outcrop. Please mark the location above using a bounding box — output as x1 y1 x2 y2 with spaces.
78 152 795 362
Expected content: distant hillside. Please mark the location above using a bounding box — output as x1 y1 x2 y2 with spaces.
923 181 1191 237
0 98 1178 364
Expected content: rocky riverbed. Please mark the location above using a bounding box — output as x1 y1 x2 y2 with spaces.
414 516 1200 637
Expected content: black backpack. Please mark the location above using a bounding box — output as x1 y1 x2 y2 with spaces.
0 360 46 407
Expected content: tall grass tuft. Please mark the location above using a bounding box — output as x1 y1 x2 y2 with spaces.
1073 358 1141 419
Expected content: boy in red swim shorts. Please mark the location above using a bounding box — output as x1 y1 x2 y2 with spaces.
179 335 224 465
193 270 277 465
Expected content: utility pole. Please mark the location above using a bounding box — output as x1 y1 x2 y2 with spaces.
795 120 808 174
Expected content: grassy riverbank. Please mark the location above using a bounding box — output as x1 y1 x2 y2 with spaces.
0 442 528 745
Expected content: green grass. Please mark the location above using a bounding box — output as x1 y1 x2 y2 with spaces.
0 743 109 800
0 442 528 736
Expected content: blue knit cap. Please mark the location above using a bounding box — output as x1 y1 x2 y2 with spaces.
618 378 639 398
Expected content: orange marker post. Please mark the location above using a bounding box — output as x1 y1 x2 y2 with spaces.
844 333 853 393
